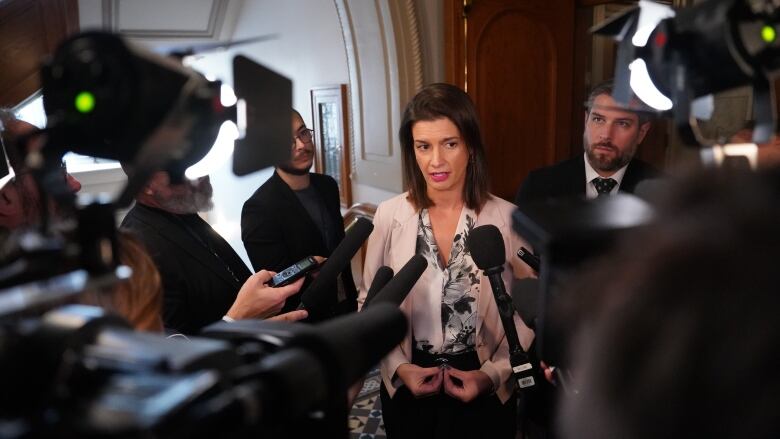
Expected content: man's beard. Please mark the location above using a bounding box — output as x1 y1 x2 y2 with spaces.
278 161 311 176
584 136 634 173
155 178 214 214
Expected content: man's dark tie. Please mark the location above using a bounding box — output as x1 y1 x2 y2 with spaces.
593 177 618 196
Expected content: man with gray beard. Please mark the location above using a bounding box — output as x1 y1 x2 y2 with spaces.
514 80 662 205
121 170 307 334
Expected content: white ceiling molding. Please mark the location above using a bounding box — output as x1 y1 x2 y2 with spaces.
98 0 240 41
389 0 424 99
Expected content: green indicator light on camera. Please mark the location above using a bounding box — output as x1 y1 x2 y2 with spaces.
74 91 96 113
761 25 776 43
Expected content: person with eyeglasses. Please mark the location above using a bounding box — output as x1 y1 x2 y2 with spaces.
241 109 358 316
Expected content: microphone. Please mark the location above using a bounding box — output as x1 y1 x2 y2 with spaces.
198 302 407 436
297 217 374 320
369 255 427 307
467 225 535 390
361 266 394 309
288 302 407 391
282 302 407 436
511 278 540 330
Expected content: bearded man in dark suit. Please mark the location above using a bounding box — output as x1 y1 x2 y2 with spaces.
515 80 663 205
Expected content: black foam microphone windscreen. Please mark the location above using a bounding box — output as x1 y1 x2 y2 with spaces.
468 224 506 270
299 217 374 318
362 266 394 309
287 302 406 391
370 255 427 307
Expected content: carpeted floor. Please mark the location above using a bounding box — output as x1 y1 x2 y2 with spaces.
349 368 386 438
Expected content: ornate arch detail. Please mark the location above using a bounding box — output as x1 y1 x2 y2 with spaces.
333 0 424 193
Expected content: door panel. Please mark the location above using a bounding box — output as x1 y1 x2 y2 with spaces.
446 0 575 201
0 0 78 107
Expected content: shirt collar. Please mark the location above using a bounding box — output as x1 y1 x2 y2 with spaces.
584 152 629 186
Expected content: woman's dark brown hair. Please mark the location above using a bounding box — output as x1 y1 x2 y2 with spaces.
399 83 490 212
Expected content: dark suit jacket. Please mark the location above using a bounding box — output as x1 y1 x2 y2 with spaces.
514 155 663 205
241 171 357 313
121 204 252 334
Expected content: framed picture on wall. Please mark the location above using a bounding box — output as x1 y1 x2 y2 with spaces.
310 84 352 207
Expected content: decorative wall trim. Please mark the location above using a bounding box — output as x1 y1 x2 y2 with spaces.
334 0 360 182
334 0 424 193
402 0 424 92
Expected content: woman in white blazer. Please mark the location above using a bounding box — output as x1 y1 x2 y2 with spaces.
358 83 535 439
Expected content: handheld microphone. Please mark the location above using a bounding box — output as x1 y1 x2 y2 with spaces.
361 266 394 309
516 246 540 273
297 217 373 320
288 302 407 391
467 225 535 390
370 255 427 307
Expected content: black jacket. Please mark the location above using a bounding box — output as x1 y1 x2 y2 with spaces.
241 171 357 314
514 155 663 205
121 204 252 334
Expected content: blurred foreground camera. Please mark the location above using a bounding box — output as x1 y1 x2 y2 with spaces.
595 0 780 146
0 30 404 439
513 194 656 369
0 303 405 438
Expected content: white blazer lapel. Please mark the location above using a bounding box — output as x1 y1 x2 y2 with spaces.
389 199 419 272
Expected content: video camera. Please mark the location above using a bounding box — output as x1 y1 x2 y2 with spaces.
513 0 780 371
513 195 656 369
595 0 780 147
0 31 405 438
0 302 404 438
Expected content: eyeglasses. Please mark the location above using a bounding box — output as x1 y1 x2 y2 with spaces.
292 128 314 146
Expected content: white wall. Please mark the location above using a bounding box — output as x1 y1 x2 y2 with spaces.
184 0 353 267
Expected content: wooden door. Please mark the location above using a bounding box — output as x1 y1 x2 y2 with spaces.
445 0 576 201
0 0 79 107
